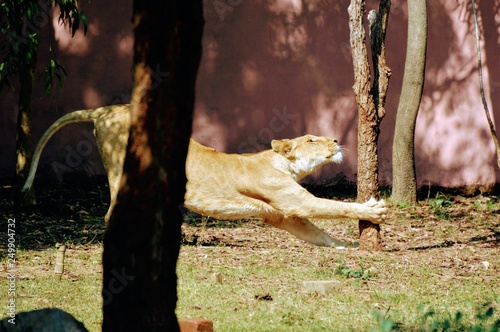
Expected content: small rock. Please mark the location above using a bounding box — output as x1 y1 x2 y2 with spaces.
211 273 223 284
179 318 213 332
302 280 340 295
481 261 490 270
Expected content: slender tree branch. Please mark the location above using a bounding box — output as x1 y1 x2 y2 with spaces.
470 0 500 169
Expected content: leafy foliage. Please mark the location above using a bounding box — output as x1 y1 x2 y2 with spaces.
43 58 67 95
371 305 500 332
371 309 398 332
0 0 87 94
428 194 453 219
334 264 374 280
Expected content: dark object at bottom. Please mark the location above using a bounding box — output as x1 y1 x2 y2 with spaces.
0 308 88 332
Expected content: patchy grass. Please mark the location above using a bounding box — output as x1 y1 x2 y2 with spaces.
0 181 499 331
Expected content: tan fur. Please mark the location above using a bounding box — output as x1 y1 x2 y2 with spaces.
23 105 387 249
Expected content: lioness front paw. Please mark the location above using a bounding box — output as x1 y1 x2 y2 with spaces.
363 197 387 224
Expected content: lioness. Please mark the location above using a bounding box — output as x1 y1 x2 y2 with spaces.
23 104 387 248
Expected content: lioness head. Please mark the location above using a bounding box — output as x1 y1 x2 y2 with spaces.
271 135 342 176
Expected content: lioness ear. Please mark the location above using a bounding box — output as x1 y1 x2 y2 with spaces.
271 139 297 157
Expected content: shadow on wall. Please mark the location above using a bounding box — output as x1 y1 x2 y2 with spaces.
195 1 348 147
414 0 500 188
0 0 498 190
194 0 386 180
194 0 499 189
0 1 133 180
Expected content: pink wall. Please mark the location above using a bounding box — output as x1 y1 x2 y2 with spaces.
1 0 499 191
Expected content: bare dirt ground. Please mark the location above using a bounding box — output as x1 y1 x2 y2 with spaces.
0 177 499 330
1 176 499 265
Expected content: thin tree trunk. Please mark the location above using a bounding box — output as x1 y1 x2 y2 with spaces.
102 0 204 330
470 0 500 170
348 0 391 251
15 49 37 207
391 0 427 204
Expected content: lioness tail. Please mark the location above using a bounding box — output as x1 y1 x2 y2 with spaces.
21 105 127 194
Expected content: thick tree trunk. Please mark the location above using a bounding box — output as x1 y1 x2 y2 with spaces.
102 0 204 331
348 0 391 251
15 53 37 207
391 0 427 204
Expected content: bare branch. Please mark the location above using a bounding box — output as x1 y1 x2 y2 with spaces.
470 0 500 169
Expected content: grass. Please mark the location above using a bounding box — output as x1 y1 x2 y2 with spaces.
3 247 103 331
175 236 498 331
0 182 499 331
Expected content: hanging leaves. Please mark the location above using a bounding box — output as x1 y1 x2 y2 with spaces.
0 0 88 95
43 59 67 95
55 0 89 37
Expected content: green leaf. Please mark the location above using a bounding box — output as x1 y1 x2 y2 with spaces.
423 309 435 320
80 13 88 35
58 63 67 76
484 307 494 318
489 320 500 332
72 16 79 36
44 79 51 95
381 319 394 332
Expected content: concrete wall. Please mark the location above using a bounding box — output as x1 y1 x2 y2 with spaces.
1 0 499 190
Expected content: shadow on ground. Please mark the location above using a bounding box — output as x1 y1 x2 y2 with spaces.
1 174 499 258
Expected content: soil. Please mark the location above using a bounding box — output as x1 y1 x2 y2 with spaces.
1 176 499 331
0 175 499 263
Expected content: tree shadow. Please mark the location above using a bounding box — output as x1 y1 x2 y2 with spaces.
195 0 500 189
413 0 500 188
4 0 497 190
408 230 500 251
0 175 109 258
194 0 362 176
386 230 500 252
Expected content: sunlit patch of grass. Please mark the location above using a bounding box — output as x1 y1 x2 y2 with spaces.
371 304 500 332
0 246 103 331
0 193 498 331
176 241 499 331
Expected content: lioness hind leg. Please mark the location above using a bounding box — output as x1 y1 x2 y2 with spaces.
267 216 358 249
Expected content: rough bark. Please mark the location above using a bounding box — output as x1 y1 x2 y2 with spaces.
348 0 391 251
102 0 204 331
391 0 427 204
